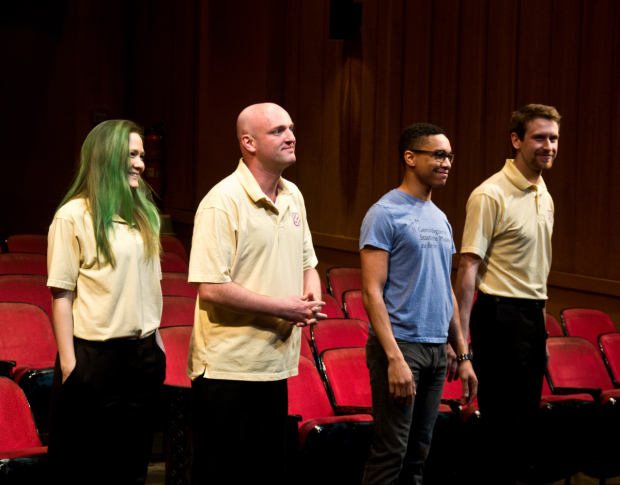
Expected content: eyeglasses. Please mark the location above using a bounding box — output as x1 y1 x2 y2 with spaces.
411 150 455 164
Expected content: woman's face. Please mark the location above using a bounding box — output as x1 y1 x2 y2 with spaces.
128 133 145 189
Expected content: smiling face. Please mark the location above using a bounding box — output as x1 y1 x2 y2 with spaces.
511 118 559 180
404 134 453 194
128 132 145 189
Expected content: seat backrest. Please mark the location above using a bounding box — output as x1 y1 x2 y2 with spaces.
0 302 57 367
312 319 368 356
0 275 52 320
161 296 195 327
546 336 614 392
6 235 48 255
159 326 192 388
160 235 189 264
0 376 42 451
327 267 362 308
161 272 197 298
322 293 344 319
0 253 48 276
300 332 315 363
288 356 334 421
321 347 372 409
545 314 564 337
320 278 327 294
599 332 620 384
561 308 616 349
161 251 189 273
343 290 368 321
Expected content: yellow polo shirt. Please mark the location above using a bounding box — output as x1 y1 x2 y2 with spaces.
47 198 163 340
187 160 318 382
461 160 554 300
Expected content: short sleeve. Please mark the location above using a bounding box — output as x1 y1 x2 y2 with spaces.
461 193 500 259
360 205 394 252
47 217 80 291
188 206 238 284
300 200 318 271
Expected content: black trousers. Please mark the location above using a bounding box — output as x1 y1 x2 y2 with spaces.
190 377 288 485
470 292 547 485
48 333 166 485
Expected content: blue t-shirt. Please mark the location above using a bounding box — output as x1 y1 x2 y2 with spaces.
359 189 455 343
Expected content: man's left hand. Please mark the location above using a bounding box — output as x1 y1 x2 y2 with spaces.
293 291 327 327
457 360 478 407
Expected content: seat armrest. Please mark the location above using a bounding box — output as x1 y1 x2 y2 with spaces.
0 360 16 378
334 405 373 416
553 386 602 405
441 398 463 415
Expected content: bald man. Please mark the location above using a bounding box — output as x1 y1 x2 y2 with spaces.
187 103 325 485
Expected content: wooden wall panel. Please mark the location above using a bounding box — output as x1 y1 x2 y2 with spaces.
452 0 488 244
610 1 620 282
545 0 582 275
574 0 615 279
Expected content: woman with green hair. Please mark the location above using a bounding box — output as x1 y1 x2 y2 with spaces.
47 120 166 485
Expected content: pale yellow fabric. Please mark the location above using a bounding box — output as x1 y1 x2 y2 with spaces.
187 160 318 382
461 160 554 300
47 198 163 340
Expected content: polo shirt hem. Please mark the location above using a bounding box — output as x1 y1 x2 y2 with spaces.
188 367 299 382
47 279 76 291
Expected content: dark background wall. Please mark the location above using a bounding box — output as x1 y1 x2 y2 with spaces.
2 0 619 322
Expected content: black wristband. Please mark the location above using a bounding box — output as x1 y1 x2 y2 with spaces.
456 353 471 364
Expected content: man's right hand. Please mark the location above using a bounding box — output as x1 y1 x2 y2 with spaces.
388 356 415 405
279 294 326 326
61 358 76 384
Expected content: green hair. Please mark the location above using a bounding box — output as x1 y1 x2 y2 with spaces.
57 120 161 267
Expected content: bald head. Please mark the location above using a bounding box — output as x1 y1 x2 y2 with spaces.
236 103 296 170
236 103 286 142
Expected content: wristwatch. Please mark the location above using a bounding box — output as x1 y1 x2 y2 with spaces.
456 353 472 364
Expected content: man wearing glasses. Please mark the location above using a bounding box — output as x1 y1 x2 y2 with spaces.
455 104 560 484
360 123 477 484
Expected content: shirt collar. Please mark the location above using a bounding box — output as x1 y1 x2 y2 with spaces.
502 159 547 192
234 158 292 204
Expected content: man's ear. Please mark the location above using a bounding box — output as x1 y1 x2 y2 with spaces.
404 150 416 169
510 132 521 152
242 134 257 154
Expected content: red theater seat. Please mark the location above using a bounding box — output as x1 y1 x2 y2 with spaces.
561 308 616 351
0 302 56 434
546 314 564 337
287 356 373 484
0 275 52 321
0 253 47 276
320 347 372 415
160 235 188 265
0 376 48 479
300 332 314 364
161 296 195 327
161 251 189 273
6 235 48 255
159 326 192 388
321 293 344 319
327 267 362 308
161 272 196 298
311 318 368 356
599 333 620 387
343 290 368 321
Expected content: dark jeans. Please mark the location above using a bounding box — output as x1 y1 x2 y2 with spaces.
362 334 447 485
471 292 547 485
190 377 288 485
48 333 166 485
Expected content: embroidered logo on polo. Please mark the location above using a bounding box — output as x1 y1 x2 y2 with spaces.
547 210 553 224
292 212 301 226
